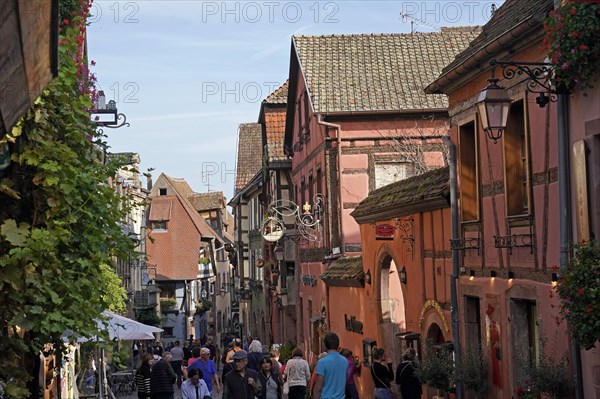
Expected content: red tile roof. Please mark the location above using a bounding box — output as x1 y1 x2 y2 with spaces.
147 195 203 280
292 29 481 113
264 80 288 104
264 109 287 162
148 201 172 221
234 123 262 193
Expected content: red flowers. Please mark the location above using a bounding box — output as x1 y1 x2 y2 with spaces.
570 8 577 15
578 288 585 296
579 44 589 51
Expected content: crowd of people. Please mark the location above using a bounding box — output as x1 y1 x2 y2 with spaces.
132 332 421 399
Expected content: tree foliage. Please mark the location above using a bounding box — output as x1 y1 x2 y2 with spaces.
0 1 135 396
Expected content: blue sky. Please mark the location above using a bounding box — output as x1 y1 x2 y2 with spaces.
88 0 502 200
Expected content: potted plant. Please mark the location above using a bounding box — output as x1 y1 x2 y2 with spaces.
555 240 600 350
456 349 488 399
544 2 600 90
198 255 210 265
416 345 455 399
160 298 177 311
195 300 212 314
516 348 573 399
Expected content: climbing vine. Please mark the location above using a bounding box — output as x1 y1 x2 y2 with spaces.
0 0 136 396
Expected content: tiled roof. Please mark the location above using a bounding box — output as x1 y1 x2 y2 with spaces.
351 167 450 222
148 201 172 221
293 28 480 113
321 256 364 287
235 123 263 193
264 109 287 162
264 81 288 104
437 0 553 78
188 191 225 212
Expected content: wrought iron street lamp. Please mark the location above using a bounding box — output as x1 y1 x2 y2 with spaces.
399 266 407 284
273 245 284 261
477 59 559 143
476 74 511 143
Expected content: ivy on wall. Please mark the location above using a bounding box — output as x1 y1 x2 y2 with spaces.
0 0 136 396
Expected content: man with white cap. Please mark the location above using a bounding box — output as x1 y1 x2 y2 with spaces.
188 347 221 395
222 350 259 399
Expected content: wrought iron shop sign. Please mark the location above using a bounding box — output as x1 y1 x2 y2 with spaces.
344 314 363 334
261 195 324 243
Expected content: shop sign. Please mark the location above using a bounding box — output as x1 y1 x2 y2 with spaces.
375 223 395 240
344 314 363 334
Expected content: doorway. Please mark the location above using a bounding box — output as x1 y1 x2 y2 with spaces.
379 255 406 363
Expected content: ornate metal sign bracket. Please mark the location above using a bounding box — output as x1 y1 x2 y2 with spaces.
261 194 325 243
395 216 415 260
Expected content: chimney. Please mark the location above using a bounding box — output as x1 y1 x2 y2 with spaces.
146 173 153 191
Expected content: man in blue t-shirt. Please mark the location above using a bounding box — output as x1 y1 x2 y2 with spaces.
188 347 221 394
313 332 348 399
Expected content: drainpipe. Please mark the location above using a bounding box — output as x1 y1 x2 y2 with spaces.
557 92 583 399
317 114 344 254
443 137 463 399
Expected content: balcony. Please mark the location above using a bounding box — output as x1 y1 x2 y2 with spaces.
133 289 158 308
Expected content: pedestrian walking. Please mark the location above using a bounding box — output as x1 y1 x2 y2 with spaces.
150 351 176 399
256 356 282 399
283 347 310 399
222 350 259 399
395 348 422 399
170 341 184 388
247 339 265 372
371 347 394 399
135 353 153 399
181 368 211 399
205 337 217 361
188 347 221 395
341 349 359 399
312 333 348 399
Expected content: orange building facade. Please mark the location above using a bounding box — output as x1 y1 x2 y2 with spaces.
328 167 454 398
424 0 600 397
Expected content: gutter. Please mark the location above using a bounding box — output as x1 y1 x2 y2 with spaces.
444 136 463 399
316 114 344 255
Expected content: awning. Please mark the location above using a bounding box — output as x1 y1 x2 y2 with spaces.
63 311 162 342
321 256 365 288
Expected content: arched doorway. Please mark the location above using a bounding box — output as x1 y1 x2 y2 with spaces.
379 255 406 363
426 323 445 345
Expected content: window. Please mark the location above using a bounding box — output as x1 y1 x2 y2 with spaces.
297 93 303 137
504 100 530 216
159 188 167 196
303 90 311 134
159 282 176 298
301 178 306 208
459 121 479 221
308 172 314 204
316 166 323 196
464 296 482 352
374 161 413 189
152 221 167 231
162 327 173 337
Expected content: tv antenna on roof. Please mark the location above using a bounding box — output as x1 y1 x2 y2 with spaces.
399 12 440 33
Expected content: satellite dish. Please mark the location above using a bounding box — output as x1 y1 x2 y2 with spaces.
255 259 265 268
